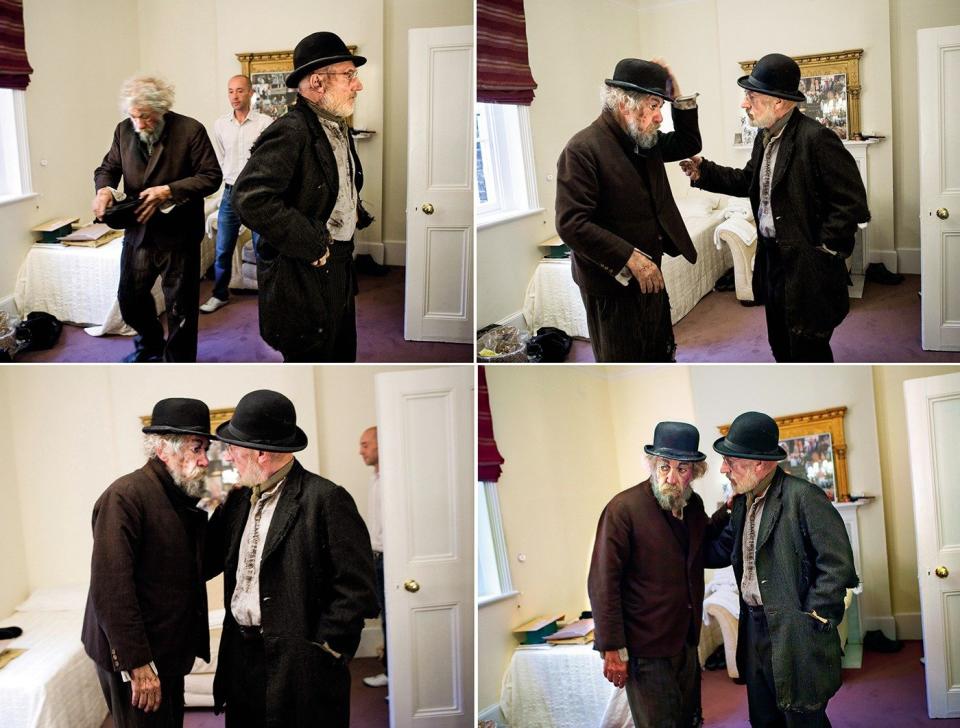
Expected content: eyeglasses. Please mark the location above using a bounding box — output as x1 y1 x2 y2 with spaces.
316 69 360 82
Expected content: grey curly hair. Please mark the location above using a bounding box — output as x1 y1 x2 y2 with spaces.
142 433 188 461
120 75 175 115
602 83 656 115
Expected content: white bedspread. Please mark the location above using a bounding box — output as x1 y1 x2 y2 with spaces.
0 609 106 728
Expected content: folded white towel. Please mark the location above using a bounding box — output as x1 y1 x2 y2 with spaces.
714 215 758 250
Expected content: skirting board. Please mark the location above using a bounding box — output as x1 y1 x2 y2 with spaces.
478 704 504 726
862 614 897 640
895 612 922 641
383 239 406 267
869 248 900 273
355 623 383 659
354 240 385 265
898 248 920 275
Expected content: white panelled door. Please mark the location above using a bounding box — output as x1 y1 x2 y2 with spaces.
904 370 960 718
919 25 960 350
404 26 474 343
375 367 473 727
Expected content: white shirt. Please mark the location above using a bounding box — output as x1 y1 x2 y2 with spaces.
213 109 272 185
231 478 286 627
317 115 358 242
368 472 383 552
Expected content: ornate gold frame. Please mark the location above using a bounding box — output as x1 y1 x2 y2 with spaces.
739 49 863 139
718 406 850 502
140 407 234 431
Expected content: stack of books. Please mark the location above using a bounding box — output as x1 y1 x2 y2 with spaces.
544 618 595 645
57 222 123 248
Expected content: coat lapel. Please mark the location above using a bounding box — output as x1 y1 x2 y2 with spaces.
754 472 784 555
770 112 800 192
225 492 252 575
260 465 303 564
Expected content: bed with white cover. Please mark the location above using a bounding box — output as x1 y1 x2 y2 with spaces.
0 586 106 728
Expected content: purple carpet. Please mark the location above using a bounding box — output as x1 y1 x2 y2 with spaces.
569 275 960 362
17 267 471 363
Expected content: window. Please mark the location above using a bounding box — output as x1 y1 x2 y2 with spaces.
477 480 514 605
475 103 540 226
0 88 33 203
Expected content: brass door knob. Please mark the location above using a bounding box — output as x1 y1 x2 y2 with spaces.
936 208 949 220
421 203 435 215
935 566 949 578
404 579 421 593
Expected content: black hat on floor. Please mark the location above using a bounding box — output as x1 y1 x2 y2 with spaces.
216 389 308 453
644 421 706 462
142 398 213 437
713 411 787 461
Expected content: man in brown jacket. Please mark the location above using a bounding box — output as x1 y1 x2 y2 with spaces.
588 422 728 727
556 58 702 362
82 398 214 728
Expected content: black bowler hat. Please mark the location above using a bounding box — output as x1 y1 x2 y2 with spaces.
605 58 674 102
713 411 787 461
216 390 308 453
644 421 706 462
100 197 143 230
285 32 367 88
737 53 806 102
142 398 214 437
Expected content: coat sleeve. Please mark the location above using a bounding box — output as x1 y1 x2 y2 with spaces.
94 124 124 192
800 487 858 622
89 488 153 671
315 486 379 657
656 105 702 163
232 119 331 263
812 127 870 255
555 145 635 275
703 503 736 569
693 153 754 199
587 500 632 652
166 122 223 205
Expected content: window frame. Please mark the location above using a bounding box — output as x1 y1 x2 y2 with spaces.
0 88 35 207
475 103 542 229
477 480 517 607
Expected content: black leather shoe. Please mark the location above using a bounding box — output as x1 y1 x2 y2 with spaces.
121 349 162 363
865 262 904 285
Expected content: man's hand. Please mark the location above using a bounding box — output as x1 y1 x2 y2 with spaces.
679 156 702 183
651 57 681 98
603 650 629 689
92 188 114 220
626 250 664 294
130 664 162 712
136 185 173 224
311 249 331 268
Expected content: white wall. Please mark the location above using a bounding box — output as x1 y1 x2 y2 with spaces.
0 376 28 616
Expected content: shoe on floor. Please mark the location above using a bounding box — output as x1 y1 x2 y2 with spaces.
200 296 229 313
363 672 388 688
121 349 161 363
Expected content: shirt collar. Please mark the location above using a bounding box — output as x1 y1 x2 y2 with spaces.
747 467 777 506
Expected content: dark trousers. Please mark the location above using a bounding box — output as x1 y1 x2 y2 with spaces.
374 550 388 673
624 643 701 728
744 607 832 728
118 241 200 362
279 244 357 363
95 664 184 728
761 240 834 363
213 184 260 300
580 285 675 362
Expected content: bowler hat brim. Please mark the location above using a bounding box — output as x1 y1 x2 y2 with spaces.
736 75 806 103
286 54 367 89
215 420 308 453
643 444 706 462
712 435 787 461
100 197 143 230
605 78 674 103
141 424 216 438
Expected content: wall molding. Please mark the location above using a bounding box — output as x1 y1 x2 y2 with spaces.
383 238 406 267
870 248 899 272
897 247 920 275
894 611 922 641
862 614 897 640
355 623 383 659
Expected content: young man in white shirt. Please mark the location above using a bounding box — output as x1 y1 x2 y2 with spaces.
201 75 272 314
359 426 389 690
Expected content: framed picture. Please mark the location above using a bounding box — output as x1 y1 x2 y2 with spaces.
738 49 863 141
237 46 359 123
718 406 850 502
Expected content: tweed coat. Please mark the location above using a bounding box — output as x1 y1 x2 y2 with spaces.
705 467 858 711
209 459 379 727
81 458 210 677
693 109 870 335
556 106 702 296
232 97 371 354
94 111 222 251
588 479 730 657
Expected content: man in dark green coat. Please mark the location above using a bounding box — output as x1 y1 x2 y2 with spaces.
706 411 858 727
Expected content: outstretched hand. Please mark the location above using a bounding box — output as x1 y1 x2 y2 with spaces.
651 57 681 99
679 156 702 183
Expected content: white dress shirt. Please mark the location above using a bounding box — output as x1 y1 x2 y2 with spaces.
367 472 383 553
231 478 286 627
213 109 272 185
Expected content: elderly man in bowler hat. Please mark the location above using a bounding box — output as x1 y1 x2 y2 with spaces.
92 76 222 363
82 398 215 727
706 411 858 727
588 422 730 727
208 390 378 727
556 58 702 362
232 32 374 362
680 54 870 362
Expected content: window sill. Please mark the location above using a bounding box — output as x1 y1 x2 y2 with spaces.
477 207 545 231
478 590 520 608
0 192 38 209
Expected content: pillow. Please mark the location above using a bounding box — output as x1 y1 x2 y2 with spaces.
676 192 721 217
16 584 89 612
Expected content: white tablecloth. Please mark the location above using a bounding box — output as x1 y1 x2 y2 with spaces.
14 239 163 336
500 645 631 728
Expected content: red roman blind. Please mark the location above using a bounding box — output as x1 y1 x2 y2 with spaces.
478 367 505 482
477 0 538 105
0 0 32 90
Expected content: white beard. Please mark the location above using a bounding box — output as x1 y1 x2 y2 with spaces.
652 475 692 514
626 117 659 149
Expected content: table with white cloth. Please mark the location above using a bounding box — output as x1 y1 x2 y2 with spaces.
500 644 631 728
